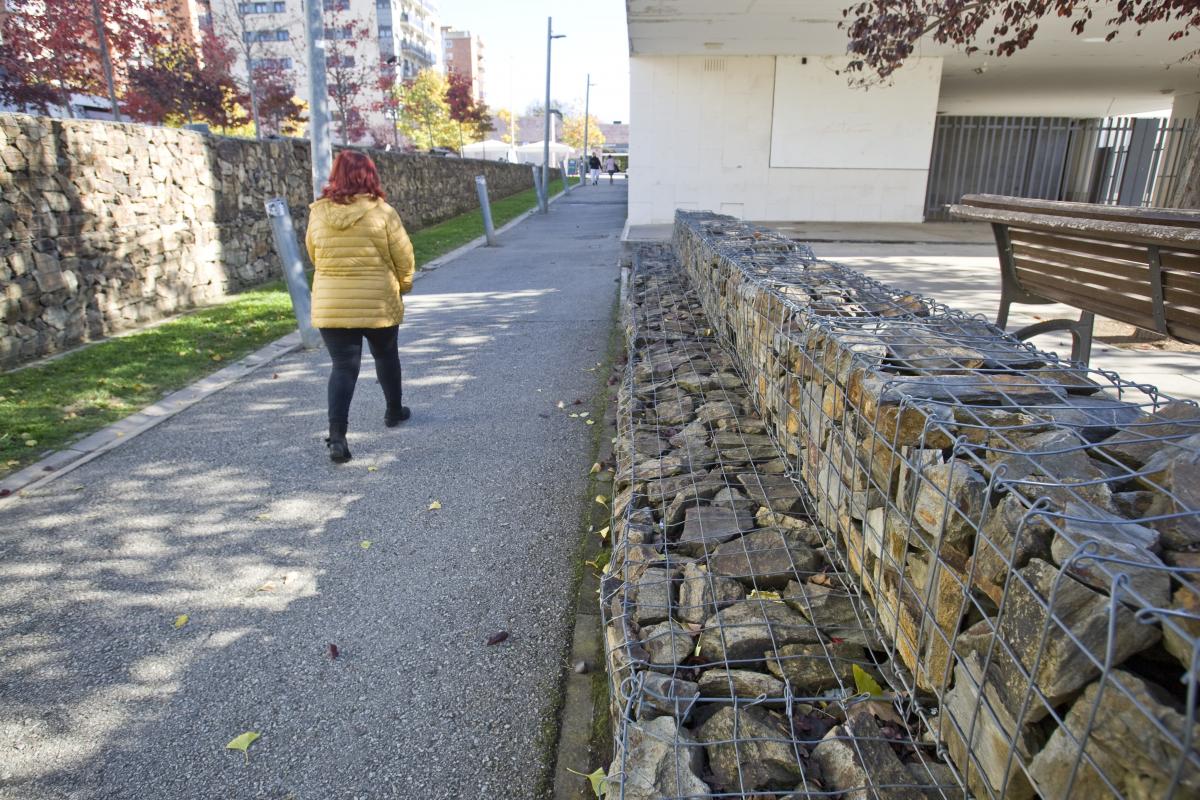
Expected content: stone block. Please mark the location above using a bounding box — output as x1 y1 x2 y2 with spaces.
911 460 988 555
606 715 710 800
697 599 823 665
1028 670 1200 800
677 562 745 624
697 705 803 792
812 711 937 800
707 528 823 588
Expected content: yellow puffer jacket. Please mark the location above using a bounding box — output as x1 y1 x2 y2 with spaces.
305 195 415 328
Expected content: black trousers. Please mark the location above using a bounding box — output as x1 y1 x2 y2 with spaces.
319 326 403 427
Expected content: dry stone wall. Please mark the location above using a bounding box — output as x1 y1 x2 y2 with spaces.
0 113 540 368
663 211 1200 799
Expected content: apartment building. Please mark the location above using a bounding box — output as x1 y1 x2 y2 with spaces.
440 27 484 101
201 0 439 142
379 0 440 79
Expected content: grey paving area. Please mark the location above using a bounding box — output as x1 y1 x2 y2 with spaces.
0 183 627 800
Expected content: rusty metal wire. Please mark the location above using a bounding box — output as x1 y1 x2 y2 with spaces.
603 211 1200 800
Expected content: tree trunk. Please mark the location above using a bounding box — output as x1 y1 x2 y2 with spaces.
90 0 120 121
458 123 464 155
1170 107 1200 209
246 79 263 141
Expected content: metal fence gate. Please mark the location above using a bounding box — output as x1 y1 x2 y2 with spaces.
924 115 1194 220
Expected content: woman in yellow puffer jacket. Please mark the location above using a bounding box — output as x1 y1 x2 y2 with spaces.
306 150 415 463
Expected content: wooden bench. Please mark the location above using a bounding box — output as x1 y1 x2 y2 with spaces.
948 194 1200 365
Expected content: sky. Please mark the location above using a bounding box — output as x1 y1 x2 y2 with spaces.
437 0 631 123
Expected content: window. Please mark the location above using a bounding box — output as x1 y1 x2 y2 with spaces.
324 25 353 39
197 12 212 29
238 2 275 13
322 0 347 9
327 55 355 68
246 28 287 42
378 25 392 38
250 57 292 71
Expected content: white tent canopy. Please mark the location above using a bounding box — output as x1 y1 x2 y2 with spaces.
515 140 573 167
461 140 515 162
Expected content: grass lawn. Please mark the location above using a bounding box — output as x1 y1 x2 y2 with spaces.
0 178 574 478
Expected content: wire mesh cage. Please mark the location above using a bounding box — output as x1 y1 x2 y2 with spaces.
601 212 1200 800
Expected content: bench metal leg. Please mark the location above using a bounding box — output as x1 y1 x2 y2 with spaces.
1012 311 1096 366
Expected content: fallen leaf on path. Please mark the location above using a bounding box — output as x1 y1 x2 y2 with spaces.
0 489 11 498
211 354 223 362
173 614 189 629
360 540 372 549
486 631 509 646
595 494 608 506
556 401 565 409
590 462 601 474
271 373 279 379
225 731 260 762
254 514 270 522
579 412 589 418
565 766 608 798
328 643 340 660
572 399 584 405
367 466 378 472
23 439 36 447
256 582 276 593
569 413 579 418
428 500 442 511
596 526 610 541
586 419 595 425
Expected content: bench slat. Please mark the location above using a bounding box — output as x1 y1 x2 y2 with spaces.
1012 255 1155 299
1011 229 1153 265
1011 242 1156 286
960 193 1200 229
1018 272 1156 324
949 204 1200 249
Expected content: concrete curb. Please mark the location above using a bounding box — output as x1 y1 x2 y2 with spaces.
0 185 572 502
0 332 302 502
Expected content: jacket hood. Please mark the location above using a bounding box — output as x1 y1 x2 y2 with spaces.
312 196 380 230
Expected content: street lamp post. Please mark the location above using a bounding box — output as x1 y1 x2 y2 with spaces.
541 17 565 213
306 0 333 199
582 74 594 186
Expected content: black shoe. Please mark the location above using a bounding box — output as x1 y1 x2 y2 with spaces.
325 436 351 463
384 406 411 427
326 422 351 463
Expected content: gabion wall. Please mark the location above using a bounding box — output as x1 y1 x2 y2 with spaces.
602 211 1200 800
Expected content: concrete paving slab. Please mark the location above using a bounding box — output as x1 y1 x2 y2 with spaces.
0 183 628 800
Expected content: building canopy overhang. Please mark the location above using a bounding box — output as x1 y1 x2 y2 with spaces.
626 0 1200 116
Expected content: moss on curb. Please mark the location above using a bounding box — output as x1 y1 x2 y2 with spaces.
533 290 622 799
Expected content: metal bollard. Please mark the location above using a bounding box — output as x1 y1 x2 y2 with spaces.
475 175 498 246
264 197 321 349
531 165 545 212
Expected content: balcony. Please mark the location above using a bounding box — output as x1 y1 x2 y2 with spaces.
400 40 433 65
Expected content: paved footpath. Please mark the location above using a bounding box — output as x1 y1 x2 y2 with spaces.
0 183 627 800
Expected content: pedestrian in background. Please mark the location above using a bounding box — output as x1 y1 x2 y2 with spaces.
306 151 415 464
605 155 617 184
588 153 601 185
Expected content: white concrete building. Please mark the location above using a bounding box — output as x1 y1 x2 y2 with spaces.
625 1 1199 225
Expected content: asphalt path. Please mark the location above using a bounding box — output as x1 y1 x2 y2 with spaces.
0 182 627 799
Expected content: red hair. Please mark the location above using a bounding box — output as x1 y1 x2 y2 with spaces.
320 151 387 204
